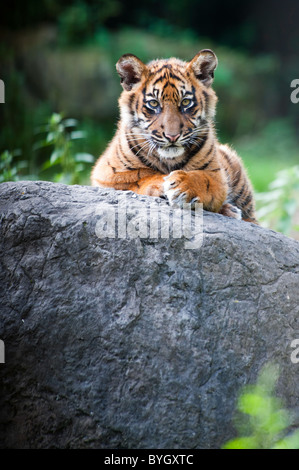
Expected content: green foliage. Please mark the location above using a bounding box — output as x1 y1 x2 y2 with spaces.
215 51 279 140
0 113 95 185
0 68 36 167
0 150 29 183
58 2 91 45
234 119 299 193
256 165 299 235
222 364 299 449
34 113 95 185
58 0 122 46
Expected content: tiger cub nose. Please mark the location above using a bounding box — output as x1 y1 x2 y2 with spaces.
164 133 180 143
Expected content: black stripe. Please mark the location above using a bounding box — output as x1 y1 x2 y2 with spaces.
143 105 156 116
185 115 196 127
163 81 178 90
170 133 209 171
232 183 246 203
134 117 146 126
241 192 253 208
187 133 209 161
189 106 199 117
152 75 166 86
127 135 142 155
205 142 214 159
220 149 232 164
199 159 213 170
128 94 135 112
108 161 117 174
152 69 184 86
161 83 180 101
119 140 136 168
129 135 160 172
182 132 210 169
147 116 160 129
153 63 182 75
169 70 185 81
190 85 198 110
151 64 171 75
142 86 148 104
118 154 135 170
194 131 209 153
233 168 242 187
242 203 254 219
202 90 209 111
221 151 236 176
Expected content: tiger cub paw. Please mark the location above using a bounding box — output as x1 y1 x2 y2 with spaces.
219 203 242 220
163 171 200 208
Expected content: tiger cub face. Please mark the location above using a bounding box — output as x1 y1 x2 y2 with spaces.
116 50 218 162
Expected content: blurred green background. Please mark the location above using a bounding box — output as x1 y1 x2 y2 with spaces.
0 0 298 236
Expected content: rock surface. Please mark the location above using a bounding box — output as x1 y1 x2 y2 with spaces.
0 181 299 449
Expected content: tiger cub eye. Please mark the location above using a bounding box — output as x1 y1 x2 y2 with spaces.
181 98 191 107
149 100 159 108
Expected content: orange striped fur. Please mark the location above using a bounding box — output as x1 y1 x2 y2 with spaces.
91 50 257 223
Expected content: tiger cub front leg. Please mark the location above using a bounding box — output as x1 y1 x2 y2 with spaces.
130 173 165 197
92 164 164 196
163 169 228 212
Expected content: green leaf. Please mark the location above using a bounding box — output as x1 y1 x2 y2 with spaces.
238 392 268 416
222 437 258 449
33 139 54 151
63 118 79 128
50 113 63 125
70 130 86 140
283 198 297 217
74 163 85 172
46 131 57 143
41 160 55 171
34 124 51 134
50 150 63 164
74 152 95 163
17 161 28 170
273 430 299 449
263 409 290 435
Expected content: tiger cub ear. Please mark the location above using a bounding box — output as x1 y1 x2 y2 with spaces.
116 54 147 91
188 49 218 87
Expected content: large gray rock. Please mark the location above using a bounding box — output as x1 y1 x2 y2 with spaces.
0 180 299 449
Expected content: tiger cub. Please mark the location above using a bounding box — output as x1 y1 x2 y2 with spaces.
91 50 257 223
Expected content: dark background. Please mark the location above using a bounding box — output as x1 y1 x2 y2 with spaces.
2 0 299 57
